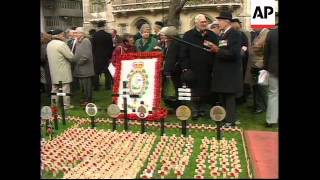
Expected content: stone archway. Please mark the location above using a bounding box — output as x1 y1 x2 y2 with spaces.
131 17 152 33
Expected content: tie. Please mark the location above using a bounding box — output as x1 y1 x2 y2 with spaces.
71 39 77 53
220 32 225 39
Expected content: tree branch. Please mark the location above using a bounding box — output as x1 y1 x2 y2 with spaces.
175 0 188 13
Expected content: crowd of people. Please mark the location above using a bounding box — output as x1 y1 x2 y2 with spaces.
40 11 278 128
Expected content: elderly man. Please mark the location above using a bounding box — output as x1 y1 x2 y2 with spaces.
180 14 219 120
73 27 95 106
65 29 77 53
91 21 114 91
46 29 75 109
208 11 243 127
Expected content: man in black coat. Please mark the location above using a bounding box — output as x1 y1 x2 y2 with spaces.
161 26 182 110
264 27 278 128
91 21 114 91
209 11 243 127
180 14 219 120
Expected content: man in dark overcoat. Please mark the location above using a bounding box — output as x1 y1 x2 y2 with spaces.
180 14 219 120
91 21 114 90
208 11 243 127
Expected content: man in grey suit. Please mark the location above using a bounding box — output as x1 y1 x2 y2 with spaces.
73 27 95 107
264 26 278 128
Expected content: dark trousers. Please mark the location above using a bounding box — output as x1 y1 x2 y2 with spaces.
163 68 182 109
218 93 237 124
236 55 250 104
188 95 211 118
72 77 81 92
93 70 113 90
252 84 267 111
79 77 93 102
251 67 267 111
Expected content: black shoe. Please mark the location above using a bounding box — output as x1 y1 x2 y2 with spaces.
192 113 200 120
198 111 206 117
253 109 264 114
223 122 236 128
265 123 275 128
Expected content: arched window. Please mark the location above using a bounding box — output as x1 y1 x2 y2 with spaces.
135 19 149 31
90 0 106 13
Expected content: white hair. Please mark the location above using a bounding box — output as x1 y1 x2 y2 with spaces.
140 23 151 33
159 26 177 36
194 14 206 24
75 27 84 33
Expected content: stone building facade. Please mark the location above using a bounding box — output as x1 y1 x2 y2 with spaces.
41 0 84 32
81 0 278 34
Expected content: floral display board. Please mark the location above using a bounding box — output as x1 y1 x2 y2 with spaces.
112 52 167 121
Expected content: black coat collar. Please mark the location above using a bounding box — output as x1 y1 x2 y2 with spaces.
220 27 235 39
191 28 210 38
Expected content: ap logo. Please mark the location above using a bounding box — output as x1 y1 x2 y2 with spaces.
251 0 276 29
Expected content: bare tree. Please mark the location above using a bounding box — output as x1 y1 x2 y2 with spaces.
166 0 188 27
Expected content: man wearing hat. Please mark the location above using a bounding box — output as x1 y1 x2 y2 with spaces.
46 29 75 109
91 21 114 91
231 18 251 105
180 14 219 120
208 11 243 127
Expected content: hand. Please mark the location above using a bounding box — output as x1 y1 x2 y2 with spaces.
210 43 219 53
240 49 245 56
203 40 213 48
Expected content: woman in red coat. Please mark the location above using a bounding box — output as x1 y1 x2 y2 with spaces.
111 34 136 66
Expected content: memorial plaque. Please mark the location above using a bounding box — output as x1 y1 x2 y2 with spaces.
178 88 191 92
176 105 191 121
136 104 149 119
85 103 98 117
41 106 52 120
178 97 191 101
107 104 120 118
210 106 226 121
